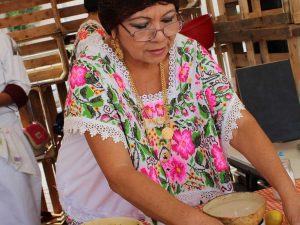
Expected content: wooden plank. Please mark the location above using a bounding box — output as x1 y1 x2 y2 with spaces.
24 54 61 70
0 0 49 14
245 41 256 65
259 41 270 63
235 53 261 67
290 0 300 24
42 161 62 214
59 4 86 18
287 36 300 96
28 66 63 83
62 18 85 33
261 8 284 16
19 39 57 56
56 82 68 109
0 8 53 29
214 13 291 33
251 26 291 41
8 23 58 41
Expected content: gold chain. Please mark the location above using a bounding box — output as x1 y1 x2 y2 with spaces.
126 61 174 140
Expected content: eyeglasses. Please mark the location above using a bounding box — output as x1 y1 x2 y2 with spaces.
120 20 183 42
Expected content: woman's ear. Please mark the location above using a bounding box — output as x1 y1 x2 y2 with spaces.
111 29 117 40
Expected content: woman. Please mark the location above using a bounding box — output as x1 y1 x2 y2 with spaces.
0 33 41 225
56 0 300 224
72 0 107 57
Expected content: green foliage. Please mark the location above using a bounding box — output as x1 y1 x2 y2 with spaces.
6 6 41 32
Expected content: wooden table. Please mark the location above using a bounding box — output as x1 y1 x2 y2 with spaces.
256 179 300 225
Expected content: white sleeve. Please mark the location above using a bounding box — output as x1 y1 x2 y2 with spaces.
0 34 31 95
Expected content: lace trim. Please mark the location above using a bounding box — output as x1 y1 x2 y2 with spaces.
63 117 127 149
101 35 177 104
176 188 225 206
221 93 245 154
140 92 162 103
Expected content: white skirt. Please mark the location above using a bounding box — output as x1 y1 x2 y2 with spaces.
0 111 41 225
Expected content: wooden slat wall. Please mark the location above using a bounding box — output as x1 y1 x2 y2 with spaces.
206 0 300 96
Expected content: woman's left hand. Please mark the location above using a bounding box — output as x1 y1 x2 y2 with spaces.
282 191 300 225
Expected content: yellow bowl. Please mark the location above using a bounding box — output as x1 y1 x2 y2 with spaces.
203 192 266 225
82 217 143 225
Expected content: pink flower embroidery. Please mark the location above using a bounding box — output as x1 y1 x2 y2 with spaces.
65 91 72 107
205 87 217 114
113 73 125 91
211 144 228 172
143 104 155 119
96 28 106 38
177 63 190 82
70 65 87 89
215 64 223 73
226 94 232 100
78 29 88 40
165 156 187 184
172 129 195 160
155 101 164 117
141 166 159 183
100 115 110 122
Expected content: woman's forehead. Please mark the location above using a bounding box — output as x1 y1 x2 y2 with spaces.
127 3 176 20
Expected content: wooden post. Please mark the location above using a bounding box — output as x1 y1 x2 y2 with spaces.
290 0 300 24
287 36 300 97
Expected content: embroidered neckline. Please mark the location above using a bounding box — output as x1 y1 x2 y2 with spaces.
101 36 177 104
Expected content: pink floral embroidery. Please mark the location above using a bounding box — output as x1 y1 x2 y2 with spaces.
100 115 110 122
172 129 195 160
141 166 159 183
143 104 155 119
155 101 164 117
78 29 88 40
165 156 187 184
96 28 106 38
211 144 228 171
177 63 190 82
215 64 223 73
205 87 217 114
70 65 87 89
65 90 72 107
113 73 125 91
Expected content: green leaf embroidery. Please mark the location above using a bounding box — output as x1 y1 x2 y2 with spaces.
85 72 98 84
198 103 209 119
80 86 94 99
133 123 141 141
124 120 130 135
82 104 96 118
203 172 214 187
90 96 104 107
195 151 204 166
192 132 201 148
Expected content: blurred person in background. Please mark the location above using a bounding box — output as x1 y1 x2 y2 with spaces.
0 32 41 225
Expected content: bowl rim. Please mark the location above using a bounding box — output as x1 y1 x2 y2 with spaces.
82 217 143 225
202 192 266 219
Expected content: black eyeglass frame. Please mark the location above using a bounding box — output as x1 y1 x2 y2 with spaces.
120 15 183 42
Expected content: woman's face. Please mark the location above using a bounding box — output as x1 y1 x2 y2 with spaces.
113 3 179 65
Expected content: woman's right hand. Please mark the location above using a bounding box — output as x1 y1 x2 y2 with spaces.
185 209 224 225
196 214 224 225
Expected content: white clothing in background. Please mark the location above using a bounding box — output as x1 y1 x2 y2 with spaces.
0 33 41 225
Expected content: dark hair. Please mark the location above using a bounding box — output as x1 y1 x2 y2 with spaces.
84 0 98 13
98 0 179 35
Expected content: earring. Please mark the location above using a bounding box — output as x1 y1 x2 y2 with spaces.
111 38 124 61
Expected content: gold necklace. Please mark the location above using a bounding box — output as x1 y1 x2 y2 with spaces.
126 62 174 140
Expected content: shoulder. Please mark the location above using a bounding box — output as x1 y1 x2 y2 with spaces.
0 33 14 59
75 20 107 46
76 32 106 58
